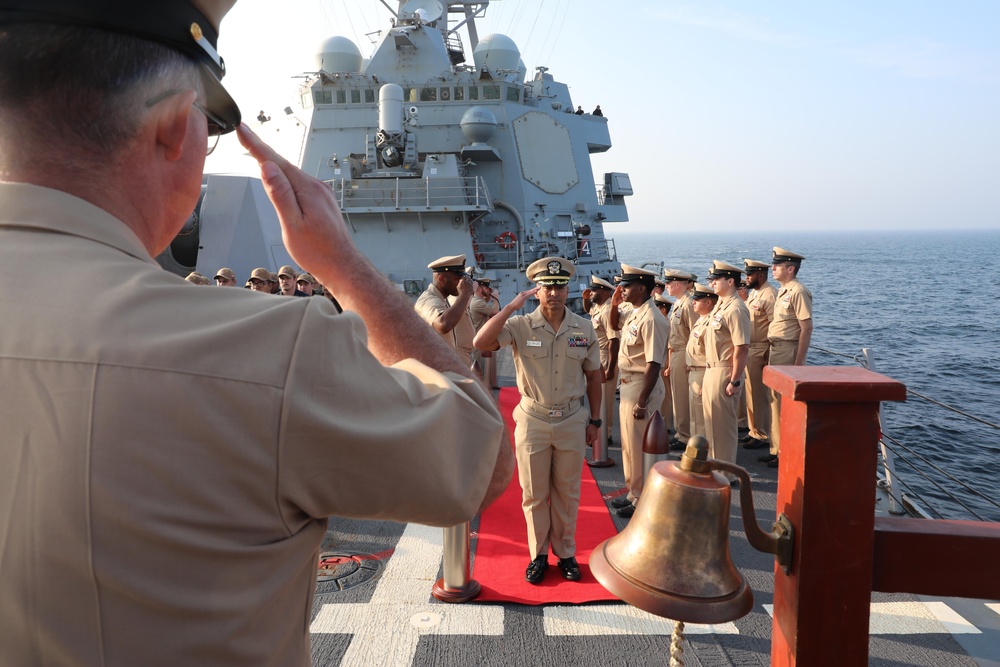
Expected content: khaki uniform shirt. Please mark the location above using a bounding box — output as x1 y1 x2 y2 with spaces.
590 300 619 367
705 294 752 364
617 299 670 374
668 293 695 352
469 294 498 331
496 307 601 404
767 278 813 342
0 183 503 667
414 284 476 365
747 282 778 345
685 315 709 368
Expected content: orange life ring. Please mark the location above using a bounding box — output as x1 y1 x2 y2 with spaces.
496 231 517 249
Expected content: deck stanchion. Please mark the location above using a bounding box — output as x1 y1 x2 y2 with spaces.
432 522 481 603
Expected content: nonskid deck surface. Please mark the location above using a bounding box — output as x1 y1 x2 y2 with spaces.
307 369 997 667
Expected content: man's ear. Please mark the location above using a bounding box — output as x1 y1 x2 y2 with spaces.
152 89 197 162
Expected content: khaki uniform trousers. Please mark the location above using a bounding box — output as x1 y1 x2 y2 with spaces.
659 373 674 433
767 340 798 456
513 399 588 560
746 342 771 442
668 348 691 441
703 366 741 470
619 371 666 504
687 367 706 441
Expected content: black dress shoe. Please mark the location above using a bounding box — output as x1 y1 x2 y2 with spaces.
558 557 582 581
757 453 778 463
669 438 686 451
610 495 632 508
767 456 780 468
742 437 768 450
616 503 635 518
525 556 549 584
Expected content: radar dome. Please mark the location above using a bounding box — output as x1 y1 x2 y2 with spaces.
315 36 362 73
516 58 527 83
473 34 520 73
460 106 498 144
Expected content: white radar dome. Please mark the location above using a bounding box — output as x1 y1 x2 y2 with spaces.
460 106 498 144
473 33 520 73
315 36 363 73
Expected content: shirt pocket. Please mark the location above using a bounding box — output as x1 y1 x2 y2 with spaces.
521 345 549 360
566 346 587 360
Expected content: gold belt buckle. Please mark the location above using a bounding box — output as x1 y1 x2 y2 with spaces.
548 409 563 417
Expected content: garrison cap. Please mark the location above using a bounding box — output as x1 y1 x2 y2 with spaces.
617 264 658 285
0 0 242 134
744 259 770 272
214 267 236 280
277 265 297 279
707 260 744 280
690 282 718 299
428 254 467 274
663 268 695 282
772 247 805 264
249 267 270 282
527 257 575 285
296 273 314 284
589 275 615 290
184 271 210 285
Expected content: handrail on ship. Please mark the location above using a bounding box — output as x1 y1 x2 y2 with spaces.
811 345 1000 522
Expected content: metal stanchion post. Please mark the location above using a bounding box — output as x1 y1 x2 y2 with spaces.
588 418 614 467
432 522 481 602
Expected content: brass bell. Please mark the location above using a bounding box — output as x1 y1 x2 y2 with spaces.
590 435 793 624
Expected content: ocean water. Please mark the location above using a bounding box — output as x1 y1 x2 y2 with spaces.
610 229 1000 521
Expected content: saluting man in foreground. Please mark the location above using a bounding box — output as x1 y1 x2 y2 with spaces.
474 257 603 584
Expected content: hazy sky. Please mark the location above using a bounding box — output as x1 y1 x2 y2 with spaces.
207 0 1000 233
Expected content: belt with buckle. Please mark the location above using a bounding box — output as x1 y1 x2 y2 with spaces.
521 397 582 420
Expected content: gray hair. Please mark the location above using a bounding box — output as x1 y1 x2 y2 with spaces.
0 24 201 158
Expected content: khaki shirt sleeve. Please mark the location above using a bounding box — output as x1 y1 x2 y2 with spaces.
641 311 668 367
729 304 751 347
278 305 504 528
583 321 601 371
791 287 813 321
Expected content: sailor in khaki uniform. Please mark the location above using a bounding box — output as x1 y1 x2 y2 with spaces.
414 254 477 367
761 248 813 467
663 268 696 450
609 264 669 518
474 257 603 583
704 261 752 474
214 267 237 286
584 275 620 442
685 283 718 439
0 3 514 664
742 259 778 450
469 276 500 332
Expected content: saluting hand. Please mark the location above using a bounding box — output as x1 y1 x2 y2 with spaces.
508 287 540 310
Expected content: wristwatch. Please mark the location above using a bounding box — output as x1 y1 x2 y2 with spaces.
730 379 741 387
589 418 603 427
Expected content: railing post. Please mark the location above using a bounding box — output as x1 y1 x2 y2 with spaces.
763 365 906 667
432 522 481 603
861 348 904 515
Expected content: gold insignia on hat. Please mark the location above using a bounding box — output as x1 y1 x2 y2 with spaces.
190 22 203 41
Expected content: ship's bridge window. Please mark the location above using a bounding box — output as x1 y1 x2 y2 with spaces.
483 84 501 100
420 87 437 102
313 90 333 105
302 92 314 109
364 89 375 103
336 90 346 104
453 86 464 101
404 88 418 102
468 86 479 101
351 89 361 103
506 85 520 102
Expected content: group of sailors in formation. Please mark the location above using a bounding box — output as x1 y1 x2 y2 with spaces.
413 249 813 584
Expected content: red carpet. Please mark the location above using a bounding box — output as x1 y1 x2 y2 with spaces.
473 387 621 604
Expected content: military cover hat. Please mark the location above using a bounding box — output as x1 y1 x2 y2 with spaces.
589 275 614 290
527 257 575 285
249 267 270 282
617 263 658 285
268 272 278 283
296 273 314 284
214 267 236 280
0 0 242 134
475 277 492 286
772 247 805 264
690 282 718 299
184 271 210 285
653 293 675 307
428 254 467 274
744 259 770 272
277 265 297 279
707 260 744 280
663 268 695 282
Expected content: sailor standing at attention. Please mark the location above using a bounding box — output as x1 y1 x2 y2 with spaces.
704 261 752 475
741 259 778 451
415 254 477 367
685 283 719 440
760 248 813 468
663 269 696 450
608 265 669 518
583 275 620 444
474 257 603 583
